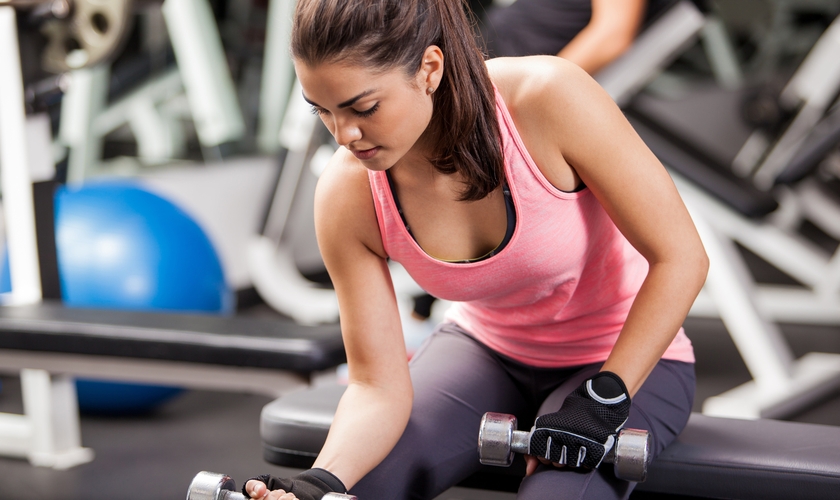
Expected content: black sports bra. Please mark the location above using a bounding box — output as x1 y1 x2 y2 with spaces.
385 170 516 263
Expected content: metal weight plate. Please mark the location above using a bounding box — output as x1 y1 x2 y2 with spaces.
612 428 651 482
41 0 134 73
478 412 517 467
186 471 238 500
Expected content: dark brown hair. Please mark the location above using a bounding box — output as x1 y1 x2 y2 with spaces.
291 0 504 201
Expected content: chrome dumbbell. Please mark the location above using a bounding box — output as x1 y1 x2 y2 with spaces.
187 471 357 500
477 412 652 482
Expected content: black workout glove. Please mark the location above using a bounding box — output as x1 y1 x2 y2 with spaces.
529 371 631 469
243 468 347 500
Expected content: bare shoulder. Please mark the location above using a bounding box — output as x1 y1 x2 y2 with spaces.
486 56 625 191
486 56 611 131
314 148 386 259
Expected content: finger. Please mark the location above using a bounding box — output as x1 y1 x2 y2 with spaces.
266 490 289 500
552 461 566 469
524 455 540 476
245 480 267 499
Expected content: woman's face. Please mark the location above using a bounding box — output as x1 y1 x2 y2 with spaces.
294 48 442 171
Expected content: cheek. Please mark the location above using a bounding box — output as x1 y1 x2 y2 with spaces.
393 96 432 139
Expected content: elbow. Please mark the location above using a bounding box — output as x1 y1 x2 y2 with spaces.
689 244 710 295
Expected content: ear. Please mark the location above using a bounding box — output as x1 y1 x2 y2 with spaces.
418 45 444 93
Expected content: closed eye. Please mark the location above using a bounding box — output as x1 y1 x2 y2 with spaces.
354 102 379 118
310 106 328 116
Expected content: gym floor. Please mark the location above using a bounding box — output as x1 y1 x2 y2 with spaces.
1 302 839 500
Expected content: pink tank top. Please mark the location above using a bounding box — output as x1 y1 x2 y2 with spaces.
368 90 695 368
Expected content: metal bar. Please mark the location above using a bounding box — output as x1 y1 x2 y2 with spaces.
677 174 796 391
162 0 245 147
0 349 310 398
0 7 42 304
257 0 296 154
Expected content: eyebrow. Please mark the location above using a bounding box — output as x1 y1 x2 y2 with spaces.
302 89 378 109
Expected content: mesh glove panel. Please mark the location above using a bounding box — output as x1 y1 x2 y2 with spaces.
529 371 631 469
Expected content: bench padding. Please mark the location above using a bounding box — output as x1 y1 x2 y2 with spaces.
261 383 840 499
637 413 840 499
0 303 345 373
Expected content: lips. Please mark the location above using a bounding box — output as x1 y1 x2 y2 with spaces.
352 146 380 160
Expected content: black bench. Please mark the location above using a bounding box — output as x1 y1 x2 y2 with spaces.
0 302 346 468
0 302 346 396
260 383 840 500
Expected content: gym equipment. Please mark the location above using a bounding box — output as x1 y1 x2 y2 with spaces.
54 181 234 414
625 15 840 415
246 83 340 325
6 0 135 73
476 412 651 482
258 383 840 499
613 4 840 418
630 113 840 419
55 0 246 183
186 471 357 500
595 0 706 108
0 302 345 468
741 12 840 188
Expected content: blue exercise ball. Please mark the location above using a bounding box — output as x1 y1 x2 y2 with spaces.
54 181 234 415
0 247 10 294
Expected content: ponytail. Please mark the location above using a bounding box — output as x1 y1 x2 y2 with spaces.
292 0 504 201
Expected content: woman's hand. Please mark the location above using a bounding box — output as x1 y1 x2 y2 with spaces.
524 372 631 476
241 469 346 500
244 480 298 500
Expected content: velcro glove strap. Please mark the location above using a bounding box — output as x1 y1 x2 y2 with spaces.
529 371 631 469
243 468 347 499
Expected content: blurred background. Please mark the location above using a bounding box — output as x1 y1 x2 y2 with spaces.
0 0 839 498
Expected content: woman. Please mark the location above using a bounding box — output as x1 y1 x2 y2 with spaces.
245 0 708 498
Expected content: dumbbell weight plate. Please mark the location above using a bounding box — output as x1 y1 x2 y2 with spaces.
478 412 518 467
613 428 652 483
187 471 245 500
41 0 134 73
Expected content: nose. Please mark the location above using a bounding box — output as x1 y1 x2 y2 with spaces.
332 117 362 148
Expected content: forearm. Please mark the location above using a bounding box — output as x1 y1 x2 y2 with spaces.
312 380 413 489
601 258 706 396
558 26 633 75
558 0 645 75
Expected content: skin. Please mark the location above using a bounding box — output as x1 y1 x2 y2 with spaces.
246 46 708 498
559 0 647 74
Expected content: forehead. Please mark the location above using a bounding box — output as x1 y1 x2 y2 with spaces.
294 59 414 103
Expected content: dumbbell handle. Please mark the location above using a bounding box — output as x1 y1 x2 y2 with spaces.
509 429 625 463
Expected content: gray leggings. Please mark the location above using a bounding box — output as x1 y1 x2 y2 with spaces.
350 322 695 500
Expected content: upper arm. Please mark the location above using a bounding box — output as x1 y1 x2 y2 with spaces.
314 151 409 388
500 58 704 267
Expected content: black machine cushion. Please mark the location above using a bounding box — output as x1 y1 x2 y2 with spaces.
0 302 345 372
775 103 840 185
626 111 780 219
261 383 840 499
